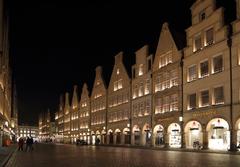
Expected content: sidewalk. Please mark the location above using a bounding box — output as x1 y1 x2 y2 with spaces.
0 144 17 167
97 144 240 155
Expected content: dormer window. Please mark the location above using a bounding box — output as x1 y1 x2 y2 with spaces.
199 10 206 21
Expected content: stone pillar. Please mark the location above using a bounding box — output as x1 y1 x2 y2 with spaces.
202 129 208 149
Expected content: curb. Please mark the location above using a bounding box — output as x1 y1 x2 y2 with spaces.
96 144 240 155
1 147 17 167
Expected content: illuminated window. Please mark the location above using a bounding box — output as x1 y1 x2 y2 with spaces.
133 84 138 99
139 64 143 76
194 34 202 52
188 93 196 110
159 51 172 68
188 65 197 82
155 75 161 92
213 86 224 105
138 82 144 97
212 55 223 73
200 90 209 107
144 79 150 95
170 94 178 111
155 98 162 114
162 96 170 113
200 60 209 78
117 68 120 75
170 69 178 86
205 28 214 46
113 79 123 91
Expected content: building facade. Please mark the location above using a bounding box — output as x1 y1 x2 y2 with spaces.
0 0 14 147
131 45 152 146
107 52 131 145
18 125 39 142
152 23 183 148
70 86 79 143
54 0 240 151
90 66 107 144
39 110 51 142
79 83 91 144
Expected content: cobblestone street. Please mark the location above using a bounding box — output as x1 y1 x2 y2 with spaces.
6 143 240 167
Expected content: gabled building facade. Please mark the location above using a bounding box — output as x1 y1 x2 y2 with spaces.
152 22 183 148
70 85 79 143
63 92 71 143
131 45 153 146
79 83 91 144
183 0 231 150
107 52 131 145
90 66 107 144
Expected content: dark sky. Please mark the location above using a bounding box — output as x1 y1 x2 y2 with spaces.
8 0 235 126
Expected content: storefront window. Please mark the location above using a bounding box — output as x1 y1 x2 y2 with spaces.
168 123 181 148
185 121 202 149
207 118 230 150
154 125 164 146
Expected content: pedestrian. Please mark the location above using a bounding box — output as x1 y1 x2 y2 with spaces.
25 137 30 152
29 136 34 151
18 138 24 151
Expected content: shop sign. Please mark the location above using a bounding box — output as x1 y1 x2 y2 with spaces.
192 110 217 118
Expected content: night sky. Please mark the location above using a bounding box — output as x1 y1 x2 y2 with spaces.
8 0 236 125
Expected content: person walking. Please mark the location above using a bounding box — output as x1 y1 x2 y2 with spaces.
18 138 24 151
25 137 30 152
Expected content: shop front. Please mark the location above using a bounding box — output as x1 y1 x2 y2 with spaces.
91 131 96 145
153 124 164 147
207 118 230 150
115 129 121 144
168 123 181 148
101 130 107 144
133 125 140 145
184 121 202 149
142 124 151 146
123 128 130 144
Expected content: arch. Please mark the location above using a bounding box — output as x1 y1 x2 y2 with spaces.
142 123 150 133
184 121 202 149
153 124 164 147
206 118 229 132
96 130 101 135
133 125 140 133
123 127 131 144
114 129 121 133
168 123 181 148
236 118 240 146
101 129 106 135
107 129 113 134
235 118 240 130
206 118 230 150
142 123 151 146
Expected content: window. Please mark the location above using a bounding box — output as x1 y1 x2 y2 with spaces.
170 69 178 86
200 60 209 78
200 90 209 107
188 93 196 110
188 65 197 82
199 10 206 21
194 34 202 52
213 55 223 73
214 86 224 105
139 64 143 76
162 96 170 113
117 68 120 75
170 94 178 111
159 51 172 68
113 79 123 91
139 82 144 97
205 28 214 46
133 84 138 99
155 98 162 114
145 99 150 115
155 75 161 92
145 79 150 95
